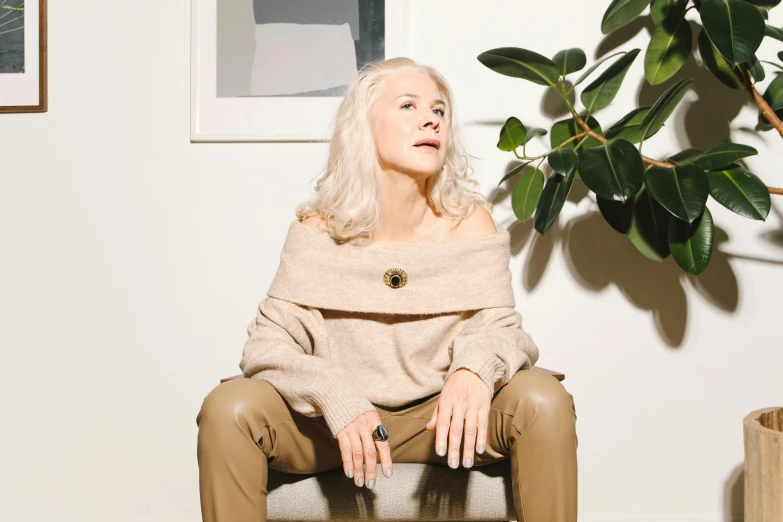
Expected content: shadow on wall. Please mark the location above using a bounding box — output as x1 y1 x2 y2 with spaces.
485 14 783 348
489 178 742 348
724 463 744 521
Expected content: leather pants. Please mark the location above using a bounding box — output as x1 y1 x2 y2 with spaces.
196 369 577 522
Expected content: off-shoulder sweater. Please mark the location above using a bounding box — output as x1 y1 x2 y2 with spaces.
239 219 539 437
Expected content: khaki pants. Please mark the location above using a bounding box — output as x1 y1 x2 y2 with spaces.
196 369 577 522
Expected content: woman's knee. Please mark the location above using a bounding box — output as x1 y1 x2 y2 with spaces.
496 369 575 424
196 378 283 430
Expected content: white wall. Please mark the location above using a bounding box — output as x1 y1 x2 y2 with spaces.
1 1 781 521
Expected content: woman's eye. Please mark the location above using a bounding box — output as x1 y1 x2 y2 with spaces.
434 108 445 116
401 102 414 109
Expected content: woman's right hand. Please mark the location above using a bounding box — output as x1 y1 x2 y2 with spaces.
335 410 393 489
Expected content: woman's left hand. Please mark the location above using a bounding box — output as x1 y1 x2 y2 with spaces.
425 368 492 469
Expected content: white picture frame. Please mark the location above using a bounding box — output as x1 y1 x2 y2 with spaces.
191 0 410 142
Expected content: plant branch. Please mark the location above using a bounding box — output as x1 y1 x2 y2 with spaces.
550 36 783 197
747 79 783 139
570 111 674 167
515 131 587 162
689 0 783 138
557 131 588 148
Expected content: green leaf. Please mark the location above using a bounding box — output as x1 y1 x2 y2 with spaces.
497 117 526 152
744 0 781 7
524 128 548 145
760 73 783 123
606 107 653 143
535 171 576 234
574 52 626 87
498 161 532 186
701 0 765 65
667 147 704 165
550 116 603 150
698 29 743 89
644 165 710 223
548 148 579 176
581 49 641 112
478 48 561 87
747 55 766 82
645 13 693 85
760 60 783 72
639 77 692 142
578 139 645 202
765 24 783 42
778 51 783 61
552 48 587 77
668 207 714 274
597 196 635 233
707 167 771 220
650 0 688 25
512 169 545 221
691 139 758 170
602 0 653 34
629 187 672 261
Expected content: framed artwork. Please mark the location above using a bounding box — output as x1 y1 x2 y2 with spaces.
0 0 47 113
191 0 410 142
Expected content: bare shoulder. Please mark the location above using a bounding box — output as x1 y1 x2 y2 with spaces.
301 215 329 231
450 206 497 239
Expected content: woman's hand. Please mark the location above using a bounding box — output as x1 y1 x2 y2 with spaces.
335 410 392 489
425 368 492 469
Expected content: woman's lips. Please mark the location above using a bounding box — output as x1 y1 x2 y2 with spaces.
413 139 440 150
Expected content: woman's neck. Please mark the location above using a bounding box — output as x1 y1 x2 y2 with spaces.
374 169 439 241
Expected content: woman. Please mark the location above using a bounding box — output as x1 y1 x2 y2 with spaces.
196 57 577 522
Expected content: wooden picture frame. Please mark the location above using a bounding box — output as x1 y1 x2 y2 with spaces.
0 0 47 113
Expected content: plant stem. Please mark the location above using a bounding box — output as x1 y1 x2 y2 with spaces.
574 135 591 151
571 111 674 167
747 79 783 139
516 132 587 161
769 187 783 195
557 131 588 148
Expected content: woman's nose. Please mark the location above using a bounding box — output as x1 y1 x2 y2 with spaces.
420 113 439 131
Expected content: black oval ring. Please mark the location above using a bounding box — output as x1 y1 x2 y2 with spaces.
372 424 389 442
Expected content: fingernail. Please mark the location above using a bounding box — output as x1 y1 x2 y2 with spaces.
357 477 364 488
450 458 458 469
437 446 445 456
477 445 485 454
465 458 473 468
385 468 392 478
347 469 354 479
367 479 375 489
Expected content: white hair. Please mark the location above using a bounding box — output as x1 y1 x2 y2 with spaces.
296 57 489 242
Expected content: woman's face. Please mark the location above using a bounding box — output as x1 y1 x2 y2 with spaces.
371 71 449 179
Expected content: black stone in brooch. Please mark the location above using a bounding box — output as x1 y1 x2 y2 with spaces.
384 268 408 289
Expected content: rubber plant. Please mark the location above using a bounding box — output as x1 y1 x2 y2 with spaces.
481 0 783 275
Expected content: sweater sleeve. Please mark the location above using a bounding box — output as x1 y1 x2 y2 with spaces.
239 297 376 437
445 307 540 394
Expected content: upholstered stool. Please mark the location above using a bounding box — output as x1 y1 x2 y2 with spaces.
219 367 565 521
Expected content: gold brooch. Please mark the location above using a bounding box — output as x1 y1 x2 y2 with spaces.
384 268 407 289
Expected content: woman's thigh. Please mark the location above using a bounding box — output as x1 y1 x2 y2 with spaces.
384 370 571 467
384 392 509 467
197 378 343 474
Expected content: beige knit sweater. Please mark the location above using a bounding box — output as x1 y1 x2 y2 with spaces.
240 219 539 437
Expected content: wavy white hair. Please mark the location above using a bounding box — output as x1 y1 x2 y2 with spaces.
296 57 489 242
